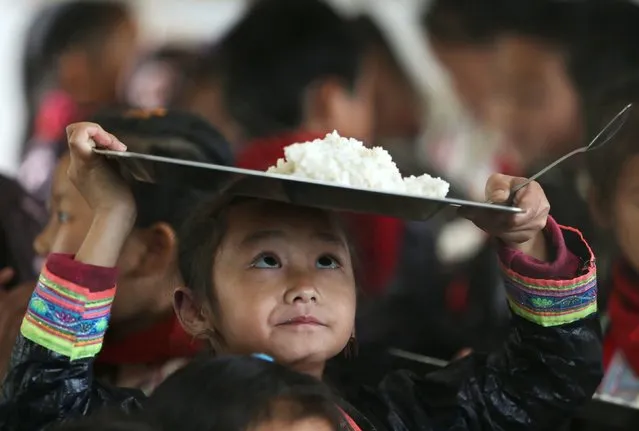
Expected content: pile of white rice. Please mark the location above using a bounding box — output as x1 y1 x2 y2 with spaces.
267 131 450 199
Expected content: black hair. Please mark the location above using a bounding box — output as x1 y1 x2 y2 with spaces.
21 1 130 150
144 355 343 431
90 109 234 230
585 81 639 214
51 411 159 431
217 0 367 139
422 0 503 44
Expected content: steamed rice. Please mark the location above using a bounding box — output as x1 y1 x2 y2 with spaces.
267 131 450 199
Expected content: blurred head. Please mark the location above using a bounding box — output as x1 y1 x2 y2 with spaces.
353 16 422 141
174 198 357 378
492 33 581 163
173 48 243 145
34 110 233 333
488 0 639 166
145 355 342 431
422 0 501 123
587 89 639 273
124 46 198 110
218 0 375 143
24 1 137 109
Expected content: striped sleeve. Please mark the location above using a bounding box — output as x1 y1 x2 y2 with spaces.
501 224 597 327
20 259 115 360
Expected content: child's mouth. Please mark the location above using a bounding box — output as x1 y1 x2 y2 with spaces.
279 316 326 326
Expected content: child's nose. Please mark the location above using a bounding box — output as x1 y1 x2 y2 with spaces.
284 285 318 304
33 227 53 258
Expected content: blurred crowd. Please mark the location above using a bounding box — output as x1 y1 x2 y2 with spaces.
1 0 639 430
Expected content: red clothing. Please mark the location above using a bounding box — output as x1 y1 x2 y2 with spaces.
603 261 639 374
236 131 403 295
33 91 80 142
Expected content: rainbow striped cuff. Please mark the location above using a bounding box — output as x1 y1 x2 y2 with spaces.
502 264 597 327
21 266 114 360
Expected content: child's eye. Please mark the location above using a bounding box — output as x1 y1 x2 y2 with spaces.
57 211 71 224
316 255 341 269
251 254 281 269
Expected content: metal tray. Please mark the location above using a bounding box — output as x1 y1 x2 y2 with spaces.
94 149 523 220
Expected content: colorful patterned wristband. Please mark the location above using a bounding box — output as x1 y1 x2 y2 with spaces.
502 264 597 327
21 266 114 360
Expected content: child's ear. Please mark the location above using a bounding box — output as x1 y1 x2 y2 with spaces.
587 186 611 229
134 223 177 277
173 287 214 340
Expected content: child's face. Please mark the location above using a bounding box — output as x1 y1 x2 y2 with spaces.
34 154 94 259
430 40 496 123
371 48 422 140
610 155 639 272
35 154 175 328
311 54 376 144
210 200 356 374
492 36 582 166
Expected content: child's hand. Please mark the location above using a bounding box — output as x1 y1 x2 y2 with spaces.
460 174 550 261
66 122 135 217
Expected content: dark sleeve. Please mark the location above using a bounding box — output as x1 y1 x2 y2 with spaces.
0 254 144 431
370 219 602 430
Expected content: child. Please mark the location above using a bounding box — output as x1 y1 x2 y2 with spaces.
219 0 400 294
487 0 639 251
586 90 639 405
144 355 342 431
1 121 602 431
491 0 639 166
2 110 233 394
19 0 138 203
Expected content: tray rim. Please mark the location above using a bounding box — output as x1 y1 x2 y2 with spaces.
93 148 524 214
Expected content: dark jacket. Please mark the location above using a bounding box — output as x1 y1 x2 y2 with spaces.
0 220 603 431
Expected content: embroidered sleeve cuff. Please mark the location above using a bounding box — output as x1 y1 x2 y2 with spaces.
500 221 597 327
20 257 115 360
46 253 118 292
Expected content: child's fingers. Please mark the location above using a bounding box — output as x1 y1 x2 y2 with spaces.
66 123 126 157
485 173 518 203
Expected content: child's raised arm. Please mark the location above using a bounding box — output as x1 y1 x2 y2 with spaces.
0 123 143 431
66 123 137 266
360 175 602 430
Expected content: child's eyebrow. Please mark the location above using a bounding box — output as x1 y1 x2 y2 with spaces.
240 230 287 247
313 232 347 249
